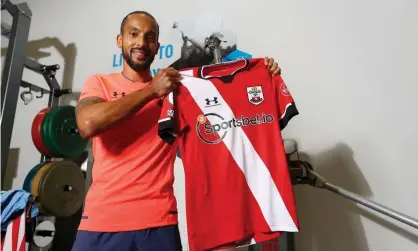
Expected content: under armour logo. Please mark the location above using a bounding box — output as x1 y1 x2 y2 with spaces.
112 92 127 98
205 97 219 107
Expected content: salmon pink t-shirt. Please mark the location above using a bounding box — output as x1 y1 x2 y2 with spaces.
77 72 178 232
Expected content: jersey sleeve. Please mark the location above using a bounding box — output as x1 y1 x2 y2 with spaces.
79 75 107 101
273 75 299 130
158 92 187 144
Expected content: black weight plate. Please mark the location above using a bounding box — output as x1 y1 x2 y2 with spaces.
38 161 86 217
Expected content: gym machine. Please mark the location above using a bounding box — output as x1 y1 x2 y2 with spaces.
1 1 85 250
1 0 72 188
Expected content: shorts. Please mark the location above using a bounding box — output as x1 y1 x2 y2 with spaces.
71 224 183 251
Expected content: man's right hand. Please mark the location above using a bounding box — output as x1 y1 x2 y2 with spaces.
150 67 182 97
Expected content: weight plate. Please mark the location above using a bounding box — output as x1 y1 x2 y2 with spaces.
38 161 86 217
33 220 55 248
22 162 49 192
41 105 87 158
31 107 54 156
31 162 56 196
31 162 57 215
40 107 61 157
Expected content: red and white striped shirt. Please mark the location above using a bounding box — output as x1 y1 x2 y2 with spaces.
158 58 300 251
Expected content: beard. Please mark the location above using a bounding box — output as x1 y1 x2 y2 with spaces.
122 47 155 72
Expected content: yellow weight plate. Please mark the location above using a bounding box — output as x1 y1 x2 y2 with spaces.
30 162 56 215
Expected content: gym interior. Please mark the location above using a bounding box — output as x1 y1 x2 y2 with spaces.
1 0 418 251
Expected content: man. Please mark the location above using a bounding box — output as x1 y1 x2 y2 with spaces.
72 11 283 251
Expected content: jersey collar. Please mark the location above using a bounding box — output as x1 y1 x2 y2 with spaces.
197 58 249 83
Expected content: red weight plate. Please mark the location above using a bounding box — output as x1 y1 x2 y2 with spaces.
31 107 54 156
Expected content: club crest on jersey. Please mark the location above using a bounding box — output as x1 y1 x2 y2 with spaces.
280 83 290 96
246 86 264 105
167 109 174 117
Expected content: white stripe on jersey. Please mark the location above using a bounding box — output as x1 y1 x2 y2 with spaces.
2 209 26 251
17 210 26 250
179 73 298 232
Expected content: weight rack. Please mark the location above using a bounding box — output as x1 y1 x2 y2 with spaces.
1 0 72 189
1 2 75 250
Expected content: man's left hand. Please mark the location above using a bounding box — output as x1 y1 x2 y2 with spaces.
264 57 282 76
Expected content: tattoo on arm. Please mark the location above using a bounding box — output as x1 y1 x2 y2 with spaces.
75 97 105 115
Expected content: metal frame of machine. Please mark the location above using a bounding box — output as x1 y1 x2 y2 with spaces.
1 0 72 189
1 1 74 250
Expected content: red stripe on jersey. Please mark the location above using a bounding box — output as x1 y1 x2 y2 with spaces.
1 213 26 251
11 217 19 251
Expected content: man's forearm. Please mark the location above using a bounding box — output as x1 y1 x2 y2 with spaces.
77 86 157 139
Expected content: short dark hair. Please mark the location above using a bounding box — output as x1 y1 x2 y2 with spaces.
120 11 159 36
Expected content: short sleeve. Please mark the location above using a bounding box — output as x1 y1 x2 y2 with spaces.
273 75 299 130
158 92 187 144
79 75 107 101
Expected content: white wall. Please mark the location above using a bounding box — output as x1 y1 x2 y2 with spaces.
2 0 418 250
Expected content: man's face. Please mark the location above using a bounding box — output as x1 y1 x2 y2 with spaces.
117 14 160 72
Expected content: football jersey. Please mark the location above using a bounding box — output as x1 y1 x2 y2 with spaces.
158 58 300 251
